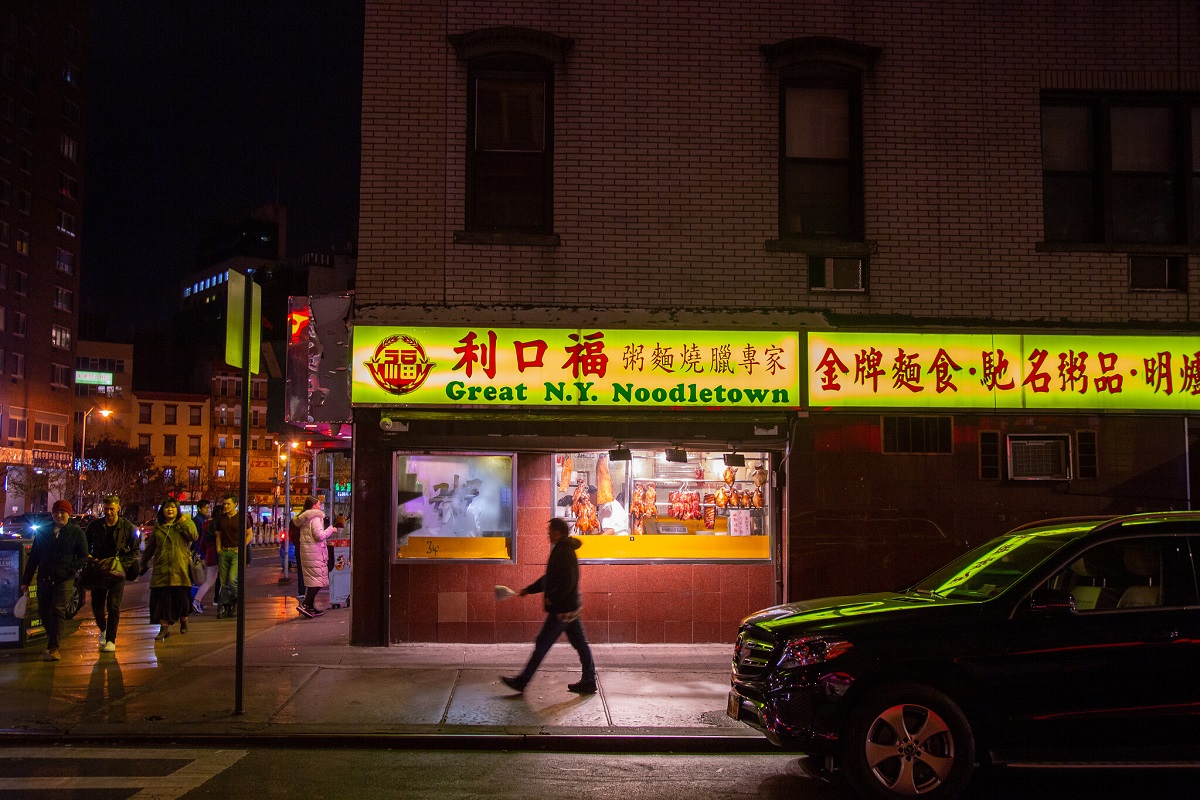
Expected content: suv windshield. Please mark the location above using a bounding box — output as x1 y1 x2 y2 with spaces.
909 527 1087 600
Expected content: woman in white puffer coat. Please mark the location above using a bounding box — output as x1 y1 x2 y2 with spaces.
295 496 334 617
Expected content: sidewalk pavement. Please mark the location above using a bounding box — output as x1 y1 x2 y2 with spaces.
0 550 770 752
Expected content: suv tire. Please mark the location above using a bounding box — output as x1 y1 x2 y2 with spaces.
842 683 975 800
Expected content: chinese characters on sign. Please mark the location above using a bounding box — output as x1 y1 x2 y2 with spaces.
810 333 1200 411
353 327 801 408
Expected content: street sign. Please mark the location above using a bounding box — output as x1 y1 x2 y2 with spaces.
225 269 261 372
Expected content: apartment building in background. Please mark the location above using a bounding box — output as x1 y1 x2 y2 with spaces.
0 1 87 513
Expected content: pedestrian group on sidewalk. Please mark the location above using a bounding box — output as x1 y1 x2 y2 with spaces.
16 492 318 661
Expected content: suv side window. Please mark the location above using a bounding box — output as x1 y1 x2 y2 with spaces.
1050 537 1198 612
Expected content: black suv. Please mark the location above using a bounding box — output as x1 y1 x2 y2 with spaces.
728 513 1200 800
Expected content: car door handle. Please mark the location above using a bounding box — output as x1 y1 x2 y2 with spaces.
1146 629 1180 642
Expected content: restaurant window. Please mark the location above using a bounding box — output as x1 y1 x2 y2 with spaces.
394 452 516 561
551 449 774 562
449 28 572 238
1042 94 1199 245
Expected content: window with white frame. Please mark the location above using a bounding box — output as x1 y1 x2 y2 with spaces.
60 134 78 162
12 310 25 336
57 210 76 236
33 421 63 445
53 286 72 311
9 352 23 379
51 324 71 349
59 172 77 200
8 413 27 440
11 269 25 295
51 363 70 387
15 229 28 255
55 247 73 273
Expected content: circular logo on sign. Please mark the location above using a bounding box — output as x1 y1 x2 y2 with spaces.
364 334 435 396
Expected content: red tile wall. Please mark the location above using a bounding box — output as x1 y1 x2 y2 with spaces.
389 453 776 643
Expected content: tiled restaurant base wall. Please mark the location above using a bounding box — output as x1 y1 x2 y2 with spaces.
388 454 778 643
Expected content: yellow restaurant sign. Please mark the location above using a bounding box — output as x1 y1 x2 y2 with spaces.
352 326 801 408
810 332 1200 411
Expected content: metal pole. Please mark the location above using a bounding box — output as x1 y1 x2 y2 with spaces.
234 273 253 716
328 453 335 515
284 448 292 577
77 407 90 511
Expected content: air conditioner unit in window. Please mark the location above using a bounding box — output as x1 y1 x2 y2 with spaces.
1007 435 1072 480
809 256 865 292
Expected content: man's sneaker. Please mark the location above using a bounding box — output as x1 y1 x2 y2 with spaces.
100 640 116 653
500 676 526 693
297 604 315 618
568 679 598 694
43 649 61 661
309 607 324 617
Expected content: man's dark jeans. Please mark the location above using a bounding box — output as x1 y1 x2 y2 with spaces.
36 578 77 650
91 573 125 643
515 612 596 687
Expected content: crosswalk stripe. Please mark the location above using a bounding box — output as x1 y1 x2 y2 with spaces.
0 747 247 799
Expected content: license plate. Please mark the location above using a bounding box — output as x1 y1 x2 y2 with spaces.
727 691 740 720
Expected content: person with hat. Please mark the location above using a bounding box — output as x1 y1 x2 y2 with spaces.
19 500 88 661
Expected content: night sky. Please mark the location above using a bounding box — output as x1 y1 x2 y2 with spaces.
81 2 364 337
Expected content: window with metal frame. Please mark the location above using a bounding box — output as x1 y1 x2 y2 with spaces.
881 416 953 454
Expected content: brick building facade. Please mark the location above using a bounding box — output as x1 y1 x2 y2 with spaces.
350 1 1200 645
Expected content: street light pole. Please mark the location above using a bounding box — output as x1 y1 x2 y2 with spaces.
77 406 111 512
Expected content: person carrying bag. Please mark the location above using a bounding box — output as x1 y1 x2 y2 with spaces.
84 495 139 653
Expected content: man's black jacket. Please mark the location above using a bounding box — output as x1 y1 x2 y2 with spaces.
21 522 88 584
523 536 583 614
86 516 138 567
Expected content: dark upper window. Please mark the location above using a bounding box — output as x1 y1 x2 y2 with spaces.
449 27 572 239
1041 93 1200 247
763 38 879 244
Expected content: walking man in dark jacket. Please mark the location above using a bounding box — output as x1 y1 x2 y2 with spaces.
502 517 597 694
85 495 138 653
20 500 88 661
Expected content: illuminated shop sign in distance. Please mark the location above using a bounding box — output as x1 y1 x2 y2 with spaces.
75 371 113 386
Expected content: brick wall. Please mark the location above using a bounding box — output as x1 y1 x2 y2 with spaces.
360 0 1200 325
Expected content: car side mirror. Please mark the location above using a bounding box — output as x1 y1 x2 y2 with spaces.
1028 588 1076 615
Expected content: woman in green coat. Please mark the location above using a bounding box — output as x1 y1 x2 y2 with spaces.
141 498 198 640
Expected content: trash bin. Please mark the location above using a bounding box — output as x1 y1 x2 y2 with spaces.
328 536 351 608
0 539 43 648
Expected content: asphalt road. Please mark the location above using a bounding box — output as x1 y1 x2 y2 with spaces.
1 747 1196 800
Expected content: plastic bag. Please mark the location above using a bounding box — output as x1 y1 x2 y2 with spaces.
494 585 518 601
14 590 29 620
